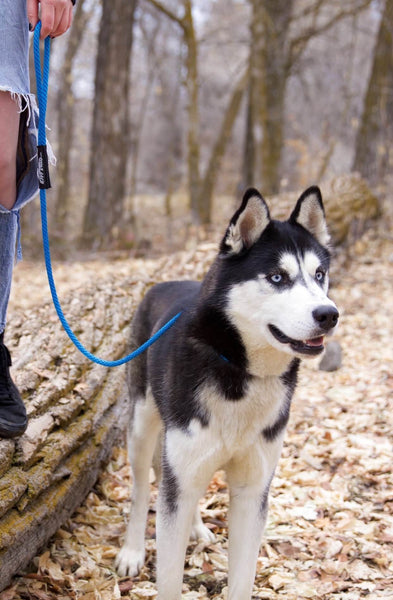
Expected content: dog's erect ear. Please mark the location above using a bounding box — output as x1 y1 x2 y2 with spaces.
220 188 270 255
290 186 330 246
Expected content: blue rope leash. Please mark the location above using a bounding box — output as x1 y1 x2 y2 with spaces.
33 23 181 367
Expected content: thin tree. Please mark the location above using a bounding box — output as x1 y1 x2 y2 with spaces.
55 0 90 230
81 0 138 249
353 0 393 185
245 0 294 195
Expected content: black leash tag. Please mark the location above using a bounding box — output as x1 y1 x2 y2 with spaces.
37 144 51 189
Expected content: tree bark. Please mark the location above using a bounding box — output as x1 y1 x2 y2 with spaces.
148 0 202 222
245 0 294 195
81 0 137 249
55 0 89 231
129 30 160 200
183 0 201 223
353 0 393 185
198 69 248 224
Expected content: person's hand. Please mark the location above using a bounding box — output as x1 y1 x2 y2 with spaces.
27 0 74 39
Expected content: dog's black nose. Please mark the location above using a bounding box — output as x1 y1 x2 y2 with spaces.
312 306 339 331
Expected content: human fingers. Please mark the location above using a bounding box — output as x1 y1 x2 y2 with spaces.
39 0 55 39
40 0 73 39
50 1 73 37
49 0 74 37
26 0 39 31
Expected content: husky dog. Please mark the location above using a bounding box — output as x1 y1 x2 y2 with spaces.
116 187 339 599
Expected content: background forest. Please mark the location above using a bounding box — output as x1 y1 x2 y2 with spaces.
23 0 392 254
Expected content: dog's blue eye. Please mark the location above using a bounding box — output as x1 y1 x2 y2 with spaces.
270 273 282 283
315 269 325 282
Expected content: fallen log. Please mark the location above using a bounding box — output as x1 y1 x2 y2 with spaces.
0 244 217 591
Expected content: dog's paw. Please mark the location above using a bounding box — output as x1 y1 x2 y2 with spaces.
190 522 216 544
115 546 145 577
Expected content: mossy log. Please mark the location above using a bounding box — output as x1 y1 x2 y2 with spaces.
0 246 217 591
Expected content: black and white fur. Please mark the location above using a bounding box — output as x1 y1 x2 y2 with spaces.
116 187 339 599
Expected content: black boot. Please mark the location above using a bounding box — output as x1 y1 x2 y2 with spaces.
0 333 27 438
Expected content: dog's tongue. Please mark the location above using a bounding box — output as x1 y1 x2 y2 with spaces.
305 336 324 347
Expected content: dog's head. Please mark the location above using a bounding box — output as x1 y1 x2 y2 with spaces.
217 186 339 360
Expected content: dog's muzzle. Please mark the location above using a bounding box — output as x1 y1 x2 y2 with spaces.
269 304 339 356
312 306 339 332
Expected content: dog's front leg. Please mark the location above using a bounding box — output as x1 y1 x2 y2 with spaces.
155 429 216 600
156 488 200 599
226 446 278 600
227 483 269 599
116 395 162 577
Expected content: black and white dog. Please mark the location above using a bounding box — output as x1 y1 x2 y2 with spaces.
116 187 339 599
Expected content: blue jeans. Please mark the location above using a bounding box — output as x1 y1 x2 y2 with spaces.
0 0 42 334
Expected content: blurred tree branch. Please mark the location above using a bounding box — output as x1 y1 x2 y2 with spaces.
289 0 374 71
198 67 249 223
146 0 185 28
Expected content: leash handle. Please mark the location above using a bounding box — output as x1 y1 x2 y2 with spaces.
33 22 50 146
33 23 181 367
33 22 51 189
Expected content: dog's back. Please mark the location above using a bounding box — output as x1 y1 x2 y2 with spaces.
127 280 200 401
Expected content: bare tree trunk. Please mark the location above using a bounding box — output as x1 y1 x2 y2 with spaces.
55 0 89 230
353 0 393 186
246 0 294 195
183 0 201 223
198 69 248 224
161 59 183 248
129 17 163 200
146 0 201 223
81 0 137 249
241 79 255 194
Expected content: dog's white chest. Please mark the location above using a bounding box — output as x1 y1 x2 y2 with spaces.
198 376 288 456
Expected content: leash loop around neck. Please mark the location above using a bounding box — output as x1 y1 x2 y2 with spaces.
33 23 181 367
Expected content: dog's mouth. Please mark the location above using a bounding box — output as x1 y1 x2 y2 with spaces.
268 324 325 356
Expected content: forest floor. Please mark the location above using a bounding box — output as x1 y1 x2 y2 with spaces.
2 223 393 600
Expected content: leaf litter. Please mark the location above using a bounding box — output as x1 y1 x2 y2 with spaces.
2 226 393 600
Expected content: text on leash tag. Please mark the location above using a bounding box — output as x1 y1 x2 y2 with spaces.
37 145 51 190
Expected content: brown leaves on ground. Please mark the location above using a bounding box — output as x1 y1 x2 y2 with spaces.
3 228 393 599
